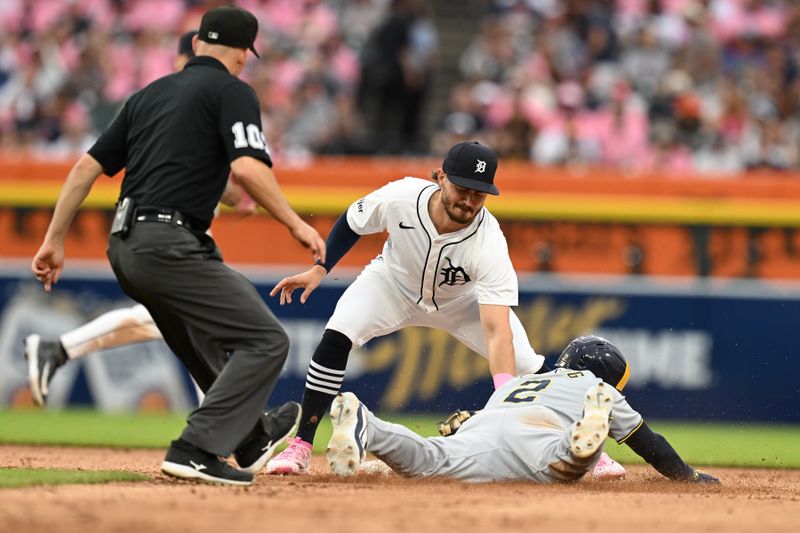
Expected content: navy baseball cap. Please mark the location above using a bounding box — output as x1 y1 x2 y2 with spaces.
198 6 260 58
442 141 499 195
177 31 197 58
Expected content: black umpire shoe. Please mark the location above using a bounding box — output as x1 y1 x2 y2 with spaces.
161 439 253 486
24 334 67 407
234 401 302 474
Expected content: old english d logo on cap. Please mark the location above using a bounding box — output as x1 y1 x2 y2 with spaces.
442 141 500 195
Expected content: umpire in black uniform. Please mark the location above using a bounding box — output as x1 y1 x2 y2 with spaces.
31 6 326 486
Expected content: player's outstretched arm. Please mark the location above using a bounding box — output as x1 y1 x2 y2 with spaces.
269 211 362 305
478 304 516 387
623 421 720 483
270 265 327 305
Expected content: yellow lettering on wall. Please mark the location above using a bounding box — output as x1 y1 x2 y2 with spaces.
448 339 476 389
525 298 552 354
521 297 626 354
362 336 398 372
546 304 578 353
418 329 451 400
383 328 423 410
470 348 490 382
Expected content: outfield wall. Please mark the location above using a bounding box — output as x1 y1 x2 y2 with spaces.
2 156 800 278
0 262 797 423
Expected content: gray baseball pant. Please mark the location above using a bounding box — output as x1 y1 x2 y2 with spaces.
364 407 600 483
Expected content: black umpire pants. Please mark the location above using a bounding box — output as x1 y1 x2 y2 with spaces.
107 221 289 456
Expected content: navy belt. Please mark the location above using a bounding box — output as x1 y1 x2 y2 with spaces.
134 208 203 231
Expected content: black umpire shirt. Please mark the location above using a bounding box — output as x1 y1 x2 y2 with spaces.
88 56 272 231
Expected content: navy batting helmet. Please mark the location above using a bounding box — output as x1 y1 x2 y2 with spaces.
554 335 630 391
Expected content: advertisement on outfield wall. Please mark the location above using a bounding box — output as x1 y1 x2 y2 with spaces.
0 262 798 422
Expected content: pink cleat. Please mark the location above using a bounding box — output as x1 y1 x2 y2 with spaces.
592 452 626 480
265 437 313 475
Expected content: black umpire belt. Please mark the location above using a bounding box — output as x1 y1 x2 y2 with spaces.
134 208 204 232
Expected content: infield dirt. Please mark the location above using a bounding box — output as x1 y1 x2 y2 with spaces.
1 445 798 533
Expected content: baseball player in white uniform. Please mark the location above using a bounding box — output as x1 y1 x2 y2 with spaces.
326 336 721 485
266 141 623 479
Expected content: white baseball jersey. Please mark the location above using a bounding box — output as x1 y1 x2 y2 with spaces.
364 369 643 483
346 177 517 313
327 177 544 374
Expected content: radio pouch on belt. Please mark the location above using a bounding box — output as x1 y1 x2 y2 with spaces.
111 197 135 238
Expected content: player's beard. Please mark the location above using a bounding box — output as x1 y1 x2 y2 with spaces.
441 188 477 225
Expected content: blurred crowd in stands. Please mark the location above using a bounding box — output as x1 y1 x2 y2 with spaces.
437 0 800 174
1 0 799 175
0 0 403 160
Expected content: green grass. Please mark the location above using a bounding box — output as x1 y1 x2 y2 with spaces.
605 422 800 469
0 467 146 488
1 409 798 468
0 409 187 448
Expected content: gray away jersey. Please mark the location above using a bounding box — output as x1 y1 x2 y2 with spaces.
440 368 644 481
482 368 644 443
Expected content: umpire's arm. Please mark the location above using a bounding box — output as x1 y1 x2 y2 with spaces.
230 156 300 227
32 154 105 291
42 154 105 244
219 81 325 261
230 156 326 263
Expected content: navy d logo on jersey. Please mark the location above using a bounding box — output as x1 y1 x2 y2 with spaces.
439 257 471 286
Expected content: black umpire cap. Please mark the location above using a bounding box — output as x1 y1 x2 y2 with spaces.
177 30 197 58
442 141 500 196
198 5 260 58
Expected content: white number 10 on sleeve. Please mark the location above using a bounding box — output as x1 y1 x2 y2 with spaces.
231 121 266 150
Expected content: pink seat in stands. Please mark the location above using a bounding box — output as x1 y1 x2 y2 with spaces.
31 0 67 33
0 0 23 33
123 0 183 32
140 44 174 86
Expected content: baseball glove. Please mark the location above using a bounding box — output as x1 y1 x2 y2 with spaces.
437 409 478 437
